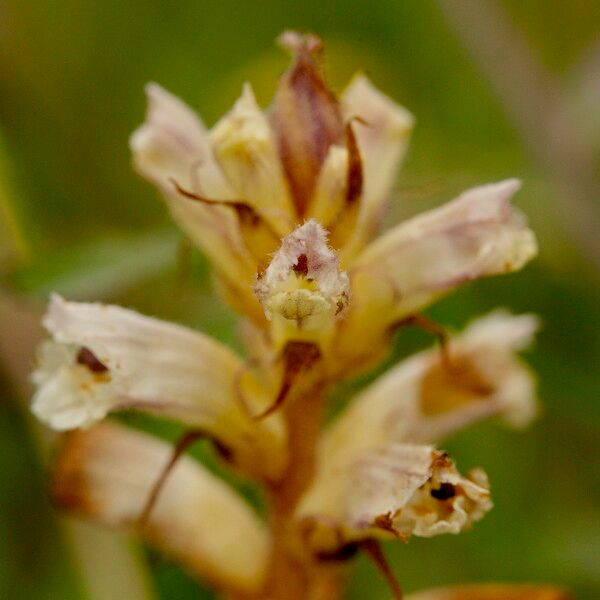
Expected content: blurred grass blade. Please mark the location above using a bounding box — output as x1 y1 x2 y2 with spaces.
0 129 30 270
9 228 192 300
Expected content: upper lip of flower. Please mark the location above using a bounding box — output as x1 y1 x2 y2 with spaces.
254 220 350 330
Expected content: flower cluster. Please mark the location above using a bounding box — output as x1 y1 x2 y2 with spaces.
30 32 568 600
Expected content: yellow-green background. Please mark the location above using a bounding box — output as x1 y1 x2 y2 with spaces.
1 1 599 598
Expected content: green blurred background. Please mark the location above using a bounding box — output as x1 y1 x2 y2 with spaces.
1 1 599 598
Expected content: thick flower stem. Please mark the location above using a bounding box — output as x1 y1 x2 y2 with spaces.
264 388 329 600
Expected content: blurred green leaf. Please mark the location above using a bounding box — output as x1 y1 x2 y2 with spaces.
0 130 29 271
8 227 190 300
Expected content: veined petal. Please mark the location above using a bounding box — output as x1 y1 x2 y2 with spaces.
407 583 573 600
211 83 296 236
32 295 286 480
270 31 345 214
53 423 269 595
340 74 414 262
254 220 350 350
130 82 233 197
324 311 538 455
298 444 491 555
354 179 536 317
335 180 537 371
130 83 261 320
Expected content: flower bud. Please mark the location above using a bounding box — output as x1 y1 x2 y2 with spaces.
271 31 345 214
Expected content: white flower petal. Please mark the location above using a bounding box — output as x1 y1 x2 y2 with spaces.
53 423 269 595
325 311 538 456
32 345 116 430
354 179 536 317
33 295 286 479
130 82 232 197
335 180 537 370
340 74 414 261
298 444 491 554
130 83 260 320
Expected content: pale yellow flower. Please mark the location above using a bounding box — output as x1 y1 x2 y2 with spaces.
29 31 555 600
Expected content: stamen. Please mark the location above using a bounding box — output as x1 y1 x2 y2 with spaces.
136 429 204 529
359 539 403 600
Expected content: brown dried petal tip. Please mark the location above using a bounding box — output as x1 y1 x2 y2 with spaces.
271 31 345 214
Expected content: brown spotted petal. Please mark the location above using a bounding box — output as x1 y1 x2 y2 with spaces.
406 583 574 600
340 74 415 262
254 220 350 350
130 83 261 321
270 31 345 214
335 180 537 371
323 311 538 455
298 444 491 555
31 295 286 480
53 423 269 595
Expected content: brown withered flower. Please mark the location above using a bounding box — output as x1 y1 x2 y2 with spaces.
30 31 568 600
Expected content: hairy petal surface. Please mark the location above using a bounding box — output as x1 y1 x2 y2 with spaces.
324 311 538 455
298 444 491 555
254 220 350 350
32 295 285 479
53 423 269 595
339 74 415 262
407 583 574 600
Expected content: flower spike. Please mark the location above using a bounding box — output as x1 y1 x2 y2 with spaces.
29 31 555 600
